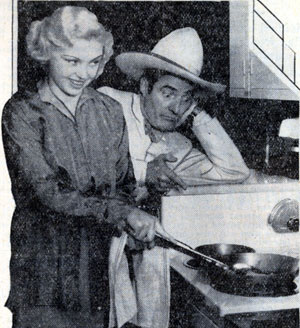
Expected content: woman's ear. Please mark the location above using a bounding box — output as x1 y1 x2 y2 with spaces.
140 77 149 97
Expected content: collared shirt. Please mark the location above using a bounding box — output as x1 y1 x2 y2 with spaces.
98 86 250 186
3 82 133 219
2 82 134 310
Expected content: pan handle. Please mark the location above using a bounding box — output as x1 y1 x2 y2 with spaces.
155 232 229 270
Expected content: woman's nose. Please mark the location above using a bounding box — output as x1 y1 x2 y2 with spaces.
75 64 89 80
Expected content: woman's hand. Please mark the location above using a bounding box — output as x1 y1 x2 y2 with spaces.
125 208 157 248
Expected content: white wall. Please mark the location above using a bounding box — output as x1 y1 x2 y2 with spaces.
0 0 15 326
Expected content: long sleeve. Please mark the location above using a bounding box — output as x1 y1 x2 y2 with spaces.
173 111 250 185
2 88 135 313
2 99 133 224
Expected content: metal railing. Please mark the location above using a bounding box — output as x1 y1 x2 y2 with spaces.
253 0 299 90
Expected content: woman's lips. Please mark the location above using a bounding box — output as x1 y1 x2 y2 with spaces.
69 79 85 88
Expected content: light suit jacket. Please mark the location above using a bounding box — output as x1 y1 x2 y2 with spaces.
98 87 250 187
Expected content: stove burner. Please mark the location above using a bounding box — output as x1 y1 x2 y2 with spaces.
184 259 298 297
184 259 202 270
211 281 298 297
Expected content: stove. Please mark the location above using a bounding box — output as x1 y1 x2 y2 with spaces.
162 183 299 327
170 252 299 327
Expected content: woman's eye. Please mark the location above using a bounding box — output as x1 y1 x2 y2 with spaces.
90 60 100 66
65 59 78 65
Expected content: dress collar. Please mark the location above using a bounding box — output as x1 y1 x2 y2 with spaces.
38 80 95 121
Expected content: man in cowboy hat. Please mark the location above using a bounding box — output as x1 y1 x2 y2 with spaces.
98 28 250 195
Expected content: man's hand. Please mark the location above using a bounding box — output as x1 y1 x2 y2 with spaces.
146 153 187 193
125 208 157 248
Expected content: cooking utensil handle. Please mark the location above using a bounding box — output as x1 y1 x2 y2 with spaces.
155 232 229 270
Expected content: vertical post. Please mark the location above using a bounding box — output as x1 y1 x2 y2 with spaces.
11 0 14 96
252 0 255 46
282 24 284 72
12 0 18 95
265 134 270 169
294 53 296 84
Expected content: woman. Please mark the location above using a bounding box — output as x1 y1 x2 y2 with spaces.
2 6 157 328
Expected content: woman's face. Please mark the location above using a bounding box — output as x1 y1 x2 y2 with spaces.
48 39 104 97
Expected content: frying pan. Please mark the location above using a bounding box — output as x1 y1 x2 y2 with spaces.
155 232 299 296
195 243 255 261
208 253 299 296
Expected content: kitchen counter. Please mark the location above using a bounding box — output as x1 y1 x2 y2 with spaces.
171 252 300 317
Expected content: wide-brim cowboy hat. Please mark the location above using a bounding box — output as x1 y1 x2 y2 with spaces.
116 27 226 94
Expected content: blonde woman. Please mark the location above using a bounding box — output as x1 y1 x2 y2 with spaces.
2 6 157 328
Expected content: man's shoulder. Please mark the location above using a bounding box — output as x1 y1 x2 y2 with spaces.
97 86 136 109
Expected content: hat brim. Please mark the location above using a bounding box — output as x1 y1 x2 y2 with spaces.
115 52 226 94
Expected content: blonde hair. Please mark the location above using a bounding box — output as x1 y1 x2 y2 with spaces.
26 6 113 77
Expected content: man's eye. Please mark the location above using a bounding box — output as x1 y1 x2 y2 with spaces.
181 93 193 102
182 95 192 103
162 90 174 98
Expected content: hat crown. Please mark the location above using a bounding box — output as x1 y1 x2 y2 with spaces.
151 27 203 76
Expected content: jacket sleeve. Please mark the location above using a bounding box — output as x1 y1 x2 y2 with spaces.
2 101 133 225
173 111 250 185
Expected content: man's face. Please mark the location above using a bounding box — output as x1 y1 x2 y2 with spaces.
141 74 194 131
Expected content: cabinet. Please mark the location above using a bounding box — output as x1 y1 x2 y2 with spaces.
229 0 299 100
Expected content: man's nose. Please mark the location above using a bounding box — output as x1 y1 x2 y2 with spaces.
169 98 185 115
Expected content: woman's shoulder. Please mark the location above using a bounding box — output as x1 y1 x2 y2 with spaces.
5 88 36 105
87 87 125 122
97 86 134 108
2 89 39 120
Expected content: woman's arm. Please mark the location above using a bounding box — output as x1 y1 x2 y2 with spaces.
2 100 132 225
3 99 158 244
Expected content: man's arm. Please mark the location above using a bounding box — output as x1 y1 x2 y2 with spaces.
173 110 250 185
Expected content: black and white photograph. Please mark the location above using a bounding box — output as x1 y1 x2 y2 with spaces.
0 1 299 327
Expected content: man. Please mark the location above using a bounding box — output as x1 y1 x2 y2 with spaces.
98 28 250 197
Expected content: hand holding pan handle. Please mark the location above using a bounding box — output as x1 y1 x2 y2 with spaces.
154 227 230 271
155 227 261 274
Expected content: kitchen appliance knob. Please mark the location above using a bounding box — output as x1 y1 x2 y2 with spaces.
287 217 299 232
268 198 299 233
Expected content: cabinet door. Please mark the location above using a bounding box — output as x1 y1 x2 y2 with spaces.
249 52 299 100
230 0 299 100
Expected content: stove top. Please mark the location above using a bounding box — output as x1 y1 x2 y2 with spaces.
173 253 300 316
185 258 298 297
211 281 298 297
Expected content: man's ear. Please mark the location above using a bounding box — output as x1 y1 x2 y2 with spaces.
140 77 149 96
